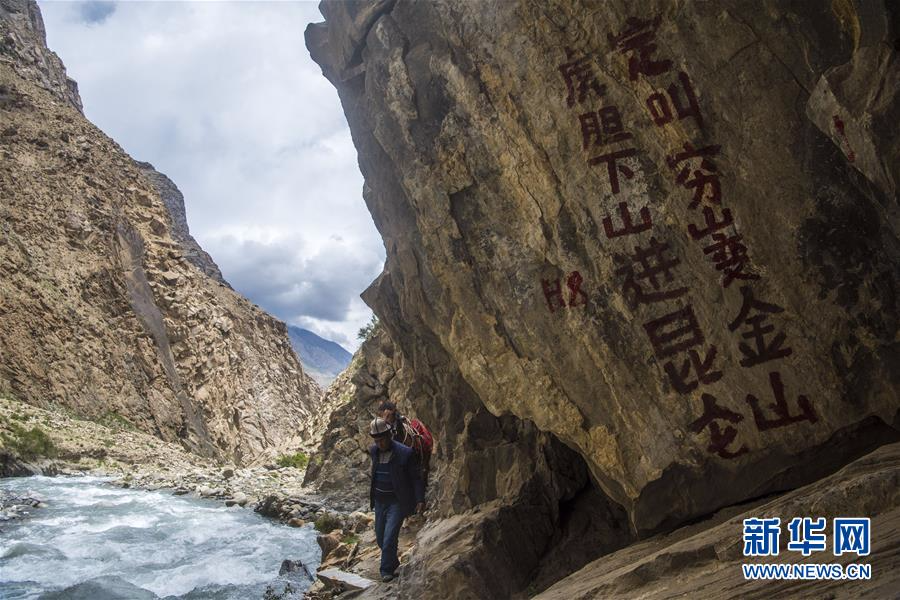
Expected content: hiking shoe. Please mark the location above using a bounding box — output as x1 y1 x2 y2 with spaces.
381 574 394 582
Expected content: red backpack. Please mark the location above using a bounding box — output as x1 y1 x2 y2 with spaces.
400 417 433 456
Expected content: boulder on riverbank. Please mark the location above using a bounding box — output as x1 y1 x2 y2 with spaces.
38 576 157 600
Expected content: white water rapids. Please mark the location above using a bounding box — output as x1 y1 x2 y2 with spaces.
0 476 321 599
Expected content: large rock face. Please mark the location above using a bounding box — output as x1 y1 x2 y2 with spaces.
307 0 899 533
0 0 323 463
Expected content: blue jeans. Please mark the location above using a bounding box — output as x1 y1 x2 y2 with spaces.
374 496 404 576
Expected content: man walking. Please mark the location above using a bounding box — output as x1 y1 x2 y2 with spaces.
379 401 433 487
368 417 425 582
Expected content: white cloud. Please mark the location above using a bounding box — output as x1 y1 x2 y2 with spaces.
39 0 384 352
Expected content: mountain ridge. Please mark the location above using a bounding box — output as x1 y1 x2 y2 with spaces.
287 326 352 387
0 0 325 464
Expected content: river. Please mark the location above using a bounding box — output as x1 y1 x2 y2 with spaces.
0 476 321 599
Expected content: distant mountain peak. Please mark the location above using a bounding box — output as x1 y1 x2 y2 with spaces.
287 326 352 387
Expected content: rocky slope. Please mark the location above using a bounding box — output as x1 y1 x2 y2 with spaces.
0 0 324 464
134 161 228 285
305 0 899 596
0 0 80 112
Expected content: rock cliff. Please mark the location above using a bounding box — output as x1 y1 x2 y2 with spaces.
134 161 228 285
0 0 323 464
0 0 81 112
306 0 899 596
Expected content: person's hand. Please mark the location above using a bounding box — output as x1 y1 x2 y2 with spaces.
416 502 426 515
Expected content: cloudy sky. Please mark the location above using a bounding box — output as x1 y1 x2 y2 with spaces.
38 0 384 352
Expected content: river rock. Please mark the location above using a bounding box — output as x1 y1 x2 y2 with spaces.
279 558 315 580
317 531 342 559
317 568 375 592
38 576 157 600
349 511 374 533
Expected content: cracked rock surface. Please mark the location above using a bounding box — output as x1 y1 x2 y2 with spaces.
306 0 899 596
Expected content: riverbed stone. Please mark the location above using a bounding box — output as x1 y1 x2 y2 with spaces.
317 568 375 592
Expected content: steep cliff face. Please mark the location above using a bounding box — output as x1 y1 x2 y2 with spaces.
0 0 81 111
306 0 899 595
0 0 323 464
134 161 228 285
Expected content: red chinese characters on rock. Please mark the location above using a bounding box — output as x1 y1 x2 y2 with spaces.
689 393 749 458
643 305 702 358
832 114 856 162
542 271 588 313
643 305 723 394
729 286 793 367
608 16 672 81
669 143 759 287
589 148 639 194
558 47 606 108
602 13 816 458
603 201 652 238
602 197 721 395
558 48 639 195
646 71 704 129
579 106 633 149
581 106 640 193
746 371 817 430
616 237 687 307
667 143 722 208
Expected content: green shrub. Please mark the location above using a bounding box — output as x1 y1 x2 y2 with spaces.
357 315 380 341
97 411 137 432
276 451 309 470
341 533 359 545
314 513 343 533
1 423 57 460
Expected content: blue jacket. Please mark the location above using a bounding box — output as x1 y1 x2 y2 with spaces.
369 440 425 518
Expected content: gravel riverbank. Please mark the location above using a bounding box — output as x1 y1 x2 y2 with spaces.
0 397 363 526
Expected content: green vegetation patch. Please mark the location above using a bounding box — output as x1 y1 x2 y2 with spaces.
1 422 57 460
97 411 137 432
357 315 380 341
341 533 359 545
314 513 343 534
276 451 309 470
